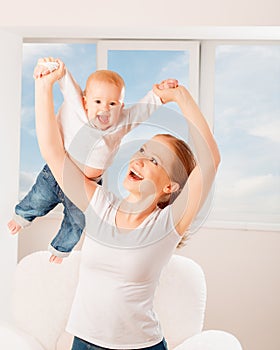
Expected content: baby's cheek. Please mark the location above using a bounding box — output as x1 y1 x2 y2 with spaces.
111 107 122 121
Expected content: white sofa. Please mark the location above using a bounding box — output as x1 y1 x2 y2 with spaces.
0 251 243 350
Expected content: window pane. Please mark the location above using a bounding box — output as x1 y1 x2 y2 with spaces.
108 50 189 102
106 50 190 197
20 43 96 198
209 45 280 225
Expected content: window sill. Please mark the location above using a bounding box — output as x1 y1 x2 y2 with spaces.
202 220 280 232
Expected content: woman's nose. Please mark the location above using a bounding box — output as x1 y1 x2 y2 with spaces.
133 157 144 167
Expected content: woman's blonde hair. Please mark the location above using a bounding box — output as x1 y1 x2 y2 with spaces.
156 134 196 248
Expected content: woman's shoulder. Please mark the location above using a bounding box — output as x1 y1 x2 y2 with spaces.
88 185 120 211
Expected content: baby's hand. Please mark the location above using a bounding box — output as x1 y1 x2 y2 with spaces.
33 57 65 81
153 82 184 104
153 79 179 104
157 79 178 90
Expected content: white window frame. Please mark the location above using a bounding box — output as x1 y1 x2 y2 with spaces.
97 40 200 104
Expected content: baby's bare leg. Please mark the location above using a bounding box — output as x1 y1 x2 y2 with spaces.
7 220 22 235
49 254 63 264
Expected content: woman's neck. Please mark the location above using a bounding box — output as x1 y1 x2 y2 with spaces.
116 195 158 231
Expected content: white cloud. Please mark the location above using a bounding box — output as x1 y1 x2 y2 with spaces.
232 174 279 196
19 171 38 198
211 173 280 223
23 43 73 65
249 119 280 143
158 51 189 86
21 105 35 123
20 106 37 138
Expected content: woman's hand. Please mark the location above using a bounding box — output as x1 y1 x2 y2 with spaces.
153 79 178 104
157 78 178 90
153 83 190 105
33 57 65 84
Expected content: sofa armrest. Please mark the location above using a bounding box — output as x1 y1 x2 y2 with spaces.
173 330 243 350
0 323 45 350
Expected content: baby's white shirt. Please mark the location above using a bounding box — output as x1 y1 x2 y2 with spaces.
57 70 162 170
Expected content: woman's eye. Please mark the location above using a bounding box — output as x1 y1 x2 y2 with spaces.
151 158 158 166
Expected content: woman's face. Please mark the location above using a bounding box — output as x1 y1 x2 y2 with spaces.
123 135 177 200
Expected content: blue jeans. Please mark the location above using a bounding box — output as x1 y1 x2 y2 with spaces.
15 164 101 257
71 337 168 350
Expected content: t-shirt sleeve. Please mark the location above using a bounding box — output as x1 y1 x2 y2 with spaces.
85 186 115 217
85 186 104 213
122 90 162 132
58 68 84 109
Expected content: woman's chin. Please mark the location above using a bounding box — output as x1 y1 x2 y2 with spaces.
123 178 141 193
123 178 158 201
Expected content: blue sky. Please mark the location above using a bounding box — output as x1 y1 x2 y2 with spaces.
208 44 280 224
20 42 280 226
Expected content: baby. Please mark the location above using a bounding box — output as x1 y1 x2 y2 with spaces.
8 57 177 263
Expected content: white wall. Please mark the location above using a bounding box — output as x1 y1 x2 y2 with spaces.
178 228 280 350
0 30 22 322
0 0 280 348
1 0 280 27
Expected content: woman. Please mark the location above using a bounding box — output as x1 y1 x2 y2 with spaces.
34 59 220 350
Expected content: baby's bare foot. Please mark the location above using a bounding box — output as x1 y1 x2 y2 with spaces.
49 255 63 264
7 220 22 235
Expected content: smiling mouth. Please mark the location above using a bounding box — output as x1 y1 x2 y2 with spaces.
97 112 110 124
129 168 144 181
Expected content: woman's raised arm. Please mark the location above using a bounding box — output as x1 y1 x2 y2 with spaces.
35 58 97 212
153 84 221 235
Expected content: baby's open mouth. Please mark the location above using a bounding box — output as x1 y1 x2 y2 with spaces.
97 112 110 124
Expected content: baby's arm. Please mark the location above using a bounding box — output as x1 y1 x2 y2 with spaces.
123 79 178 132
58 66 84 103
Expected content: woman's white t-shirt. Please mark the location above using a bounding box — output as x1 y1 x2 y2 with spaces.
66 186 181 349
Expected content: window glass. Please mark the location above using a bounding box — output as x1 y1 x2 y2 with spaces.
208 45 280 225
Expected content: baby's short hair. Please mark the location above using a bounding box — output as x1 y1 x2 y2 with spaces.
85 70 125 94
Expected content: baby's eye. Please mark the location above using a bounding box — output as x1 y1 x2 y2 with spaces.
139 147 145 154
110 102 117 106
94 100 101 104
150 158 158 166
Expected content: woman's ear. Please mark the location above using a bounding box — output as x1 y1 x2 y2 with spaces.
163 181 180 194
